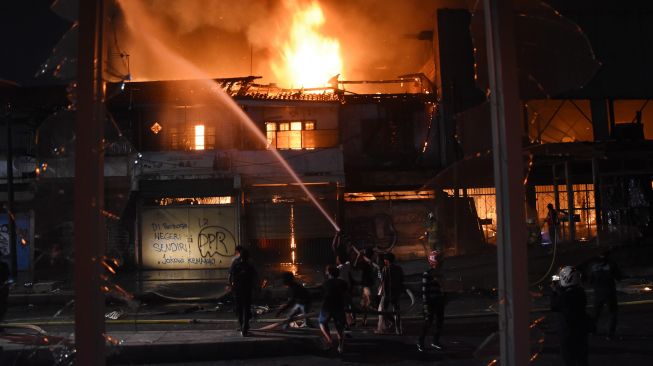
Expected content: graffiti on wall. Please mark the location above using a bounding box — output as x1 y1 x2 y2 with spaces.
0 215 32 270
0 224 10 256
141 207 237 269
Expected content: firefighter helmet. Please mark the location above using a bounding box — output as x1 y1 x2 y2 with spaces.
428 250 441 265
558 266 581 287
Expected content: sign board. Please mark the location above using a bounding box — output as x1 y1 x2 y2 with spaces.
0 214 32 271
141 206 238 269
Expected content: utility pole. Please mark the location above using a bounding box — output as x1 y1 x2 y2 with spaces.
74 0 106 364
483 0 530 365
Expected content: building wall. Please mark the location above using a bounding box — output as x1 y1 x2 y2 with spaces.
139 205 238 269
340 97 436 170
344 199 434 261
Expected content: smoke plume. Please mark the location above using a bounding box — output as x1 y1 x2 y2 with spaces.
112 0 467 85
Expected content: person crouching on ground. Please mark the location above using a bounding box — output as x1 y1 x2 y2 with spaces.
229 248 258 337
276 271 311 329
417 250 445 352
551 266 591 366
319 264 349 354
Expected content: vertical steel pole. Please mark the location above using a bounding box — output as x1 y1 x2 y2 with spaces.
5 109 18 278
565 161 575 241
591 158 601 245
74 0 106 364
483 0 529 365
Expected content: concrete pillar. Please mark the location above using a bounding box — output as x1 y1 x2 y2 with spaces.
590 99 610 141
483 0 530 364
74 0 106 364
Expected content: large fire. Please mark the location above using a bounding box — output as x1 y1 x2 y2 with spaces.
272 1 343 89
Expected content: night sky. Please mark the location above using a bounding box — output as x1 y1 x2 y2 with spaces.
0 0 70 86
2 0 653 97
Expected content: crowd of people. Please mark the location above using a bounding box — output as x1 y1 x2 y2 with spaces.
227 243 447 355
227 240 623 363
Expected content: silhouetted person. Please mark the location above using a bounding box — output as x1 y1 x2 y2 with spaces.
276 271 311 329
354 247 379 326
336 254 355 328
228 245 244 285
331 232 348 265
551 266 590 366
229 248 258 336
546 203 559 245
589 251 622 340
319 265 348 354
417 250 445 352
376 252 404 335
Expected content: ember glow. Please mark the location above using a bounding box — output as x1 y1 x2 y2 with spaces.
272 0 343 88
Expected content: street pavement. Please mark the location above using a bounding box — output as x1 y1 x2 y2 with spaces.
2 241 653 364
2 294 653 365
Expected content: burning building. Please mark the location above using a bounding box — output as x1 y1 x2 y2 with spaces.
3 0 653 278
99 72 439 270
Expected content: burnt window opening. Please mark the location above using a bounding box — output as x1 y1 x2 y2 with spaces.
265 120 337 150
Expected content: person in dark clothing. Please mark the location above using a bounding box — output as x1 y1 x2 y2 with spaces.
354 247 379 326
417 250 445 352
229 248 258 336
376 252 404 335
319 265 348 354
551 266 590 366
336 254 355 328
589 251 622 340
228 245 244 285
276 271 311 329
546 203 559 245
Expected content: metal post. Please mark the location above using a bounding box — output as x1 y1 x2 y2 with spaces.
5 109 18 278
565 162 575 242
74 0 106 364
607 99 616 135
483 0 529 365
553 165 560 239
553 165 560 211
591 158 601 245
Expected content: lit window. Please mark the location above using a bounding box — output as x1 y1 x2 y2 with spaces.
265 120 330 150
289 121 302 149
194 124 205 150
266 122 277 149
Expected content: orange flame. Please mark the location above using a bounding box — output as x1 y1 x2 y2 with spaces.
272 0 343 88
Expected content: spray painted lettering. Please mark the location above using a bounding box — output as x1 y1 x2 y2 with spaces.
0 224 9 256
198 226 235 258
152 242 189 253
